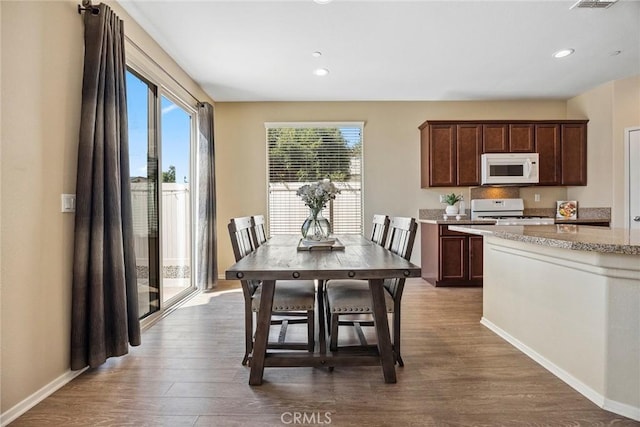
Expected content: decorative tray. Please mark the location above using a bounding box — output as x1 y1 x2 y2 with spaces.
297 238 345 251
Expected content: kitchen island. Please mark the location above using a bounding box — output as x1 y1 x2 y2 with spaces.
449 224 640 422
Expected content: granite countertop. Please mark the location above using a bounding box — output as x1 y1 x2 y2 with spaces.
418 217 497 225
418 209 497 225
419 207 611 225
448 224 640 255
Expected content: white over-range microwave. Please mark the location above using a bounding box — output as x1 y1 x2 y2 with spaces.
481 153 539 185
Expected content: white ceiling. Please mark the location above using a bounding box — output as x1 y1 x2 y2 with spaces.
118 0 640 102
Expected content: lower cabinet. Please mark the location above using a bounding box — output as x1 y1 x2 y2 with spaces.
421 223 483 287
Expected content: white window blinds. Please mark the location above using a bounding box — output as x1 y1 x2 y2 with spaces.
266 122 363 236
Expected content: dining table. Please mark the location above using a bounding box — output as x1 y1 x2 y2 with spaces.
224 234 422 385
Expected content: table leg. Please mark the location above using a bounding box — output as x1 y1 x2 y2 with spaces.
249 279 275 385
369 278 397 383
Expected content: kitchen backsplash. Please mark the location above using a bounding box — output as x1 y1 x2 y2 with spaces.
469 186 519 200
524 207 611 220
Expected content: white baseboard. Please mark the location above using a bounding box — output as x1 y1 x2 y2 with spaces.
603 398 640 422
1 367 87 426
480 317 640 422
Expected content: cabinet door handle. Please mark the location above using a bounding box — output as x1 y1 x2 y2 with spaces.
634 216 640 222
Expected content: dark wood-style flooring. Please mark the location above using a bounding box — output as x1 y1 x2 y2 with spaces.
11 279 638 426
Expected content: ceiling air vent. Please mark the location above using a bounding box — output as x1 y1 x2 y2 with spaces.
570 0 618 9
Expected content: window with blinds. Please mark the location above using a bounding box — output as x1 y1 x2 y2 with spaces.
266 122 363 236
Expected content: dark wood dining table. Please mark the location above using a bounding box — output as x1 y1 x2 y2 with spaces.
225 234 422 385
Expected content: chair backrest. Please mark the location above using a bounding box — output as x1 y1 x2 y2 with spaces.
383 216 418 298
228 216 260 296
228 216 257 262
385 216 417 260
252 215 268 246
370 214 390 246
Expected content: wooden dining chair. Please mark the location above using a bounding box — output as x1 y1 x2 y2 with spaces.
322 214 389 333
324 216 418 366
252 214 268 246
228 216 316 365
371 214 390 246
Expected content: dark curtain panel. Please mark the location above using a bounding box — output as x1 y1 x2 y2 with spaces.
71 3 140 371
197 102 218 290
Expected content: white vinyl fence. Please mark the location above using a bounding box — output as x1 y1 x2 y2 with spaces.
131 182 191 281
268 181 362 236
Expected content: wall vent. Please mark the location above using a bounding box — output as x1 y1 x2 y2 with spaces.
570 0 618 9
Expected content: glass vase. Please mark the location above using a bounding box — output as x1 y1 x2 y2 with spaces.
301 208 331 241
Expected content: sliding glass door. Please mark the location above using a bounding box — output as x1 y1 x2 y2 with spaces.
126 68 196 319
160 95 193 303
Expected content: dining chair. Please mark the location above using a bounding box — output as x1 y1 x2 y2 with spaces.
324 216 418 366
323 214 389 334
252 214 268 246
371 214 390 246
228 216 316 365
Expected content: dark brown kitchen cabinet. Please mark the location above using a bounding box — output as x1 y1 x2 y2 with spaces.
534 121 587 186
535 124 561 185
456 124 482 186
468 235 484 281
482 124 534 153
420 123 480 187
509 124 535 152
420 119 587 188
421 223 482 287
421 124 456 187
561 123 587 185
482 124 508 152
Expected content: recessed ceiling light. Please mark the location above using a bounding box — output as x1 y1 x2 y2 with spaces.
314 0 333 4
553 49 575 58
313 68 329 77
312 51 322 58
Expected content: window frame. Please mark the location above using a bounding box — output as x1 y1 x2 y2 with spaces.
264 121 365 236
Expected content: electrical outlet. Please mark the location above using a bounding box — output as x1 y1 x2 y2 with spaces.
439 194 446 203
534 194 541 202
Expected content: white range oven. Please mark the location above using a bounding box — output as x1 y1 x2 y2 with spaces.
471 198 554 225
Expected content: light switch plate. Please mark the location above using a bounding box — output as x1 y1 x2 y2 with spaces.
439 194 446 203
61 194 76 213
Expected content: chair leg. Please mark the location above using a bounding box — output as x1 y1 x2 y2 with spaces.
324 286 332 335
330 313 339 351
307 309 315 352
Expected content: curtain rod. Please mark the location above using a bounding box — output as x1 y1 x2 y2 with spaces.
77 1 204 105
77 0 99 15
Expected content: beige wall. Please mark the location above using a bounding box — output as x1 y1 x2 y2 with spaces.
1 0 637 419
214 101 568 272
567 75 640 227
0 0 212 416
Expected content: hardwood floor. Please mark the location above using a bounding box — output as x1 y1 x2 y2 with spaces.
11 279 638 426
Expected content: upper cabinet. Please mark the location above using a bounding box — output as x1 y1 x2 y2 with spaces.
560 123 588 186
534 124 561 185
421 124 456 187
419 120 588 187
420 123 481 187
482 124 534 153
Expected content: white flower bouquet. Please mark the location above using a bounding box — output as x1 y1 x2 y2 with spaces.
296 178 340 212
